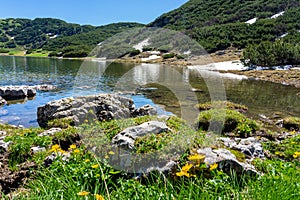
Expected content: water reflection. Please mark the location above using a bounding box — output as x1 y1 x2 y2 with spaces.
0 56 299 127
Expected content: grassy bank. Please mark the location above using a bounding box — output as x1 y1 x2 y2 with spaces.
0 107 299 199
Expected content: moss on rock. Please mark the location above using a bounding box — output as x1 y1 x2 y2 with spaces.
196 109 259 137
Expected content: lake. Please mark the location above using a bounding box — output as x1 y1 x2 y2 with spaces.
0 56 299 127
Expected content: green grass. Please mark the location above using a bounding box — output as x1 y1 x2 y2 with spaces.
1 116 299 199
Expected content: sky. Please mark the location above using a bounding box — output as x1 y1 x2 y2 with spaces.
0 0 188 26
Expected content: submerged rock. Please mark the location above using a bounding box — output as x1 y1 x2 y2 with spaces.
37 94 157 128
112 121 171 149
197 148 259 176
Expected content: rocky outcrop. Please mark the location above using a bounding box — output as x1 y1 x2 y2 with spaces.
0 86 36 100
0 96 6 106
34 85 57 91
37 94 157 128
219 137 264 159
197 148 259 176
112 121 171 149
0 85 56 100
131 104 157 117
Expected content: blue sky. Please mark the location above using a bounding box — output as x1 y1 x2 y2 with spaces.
0 0 188 26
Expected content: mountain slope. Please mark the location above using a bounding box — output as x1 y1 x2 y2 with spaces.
0 18 144 56
149 0 300 52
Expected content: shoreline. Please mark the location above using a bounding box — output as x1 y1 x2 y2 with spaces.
1 54 300 90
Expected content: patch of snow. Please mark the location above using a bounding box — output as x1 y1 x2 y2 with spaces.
133 38 150 51
183 50 191 55
49 35 58 39
141 55 161 61
190 60 247 71
271 11 285 19
147 51 160 55
279 33 288 38
245 18 257 25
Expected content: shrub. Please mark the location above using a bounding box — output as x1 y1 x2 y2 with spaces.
0 49 9 53
129 49 140 57
163 53 175 59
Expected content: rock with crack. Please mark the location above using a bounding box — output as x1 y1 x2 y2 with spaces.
219 137 264 159
197 148 259 176
112 121 171 149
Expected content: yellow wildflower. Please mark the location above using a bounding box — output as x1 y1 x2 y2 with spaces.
108 151 115 155
176 163 194 178
85 159 90 163
77 191 89 196
104 155 109 159
293 152 300 159
73 149 80 153
209 163 218 171
50 144 61 152
188 154 205 162
69 144 76 149
95 194 105 200
59 149 66 154
176 170 195 178
181 163 193 172
291 142 296 144
92 164 99 169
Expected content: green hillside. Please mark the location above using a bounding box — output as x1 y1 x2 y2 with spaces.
149 0 300 53
0 18 144 57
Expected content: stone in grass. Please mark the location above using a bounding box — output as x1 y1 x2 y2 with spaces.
31 146 46 154
219 137 264 159
112 121 171 150
283 116 300 131
0 140 11 152
38 128 62 137
197 147 259 177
